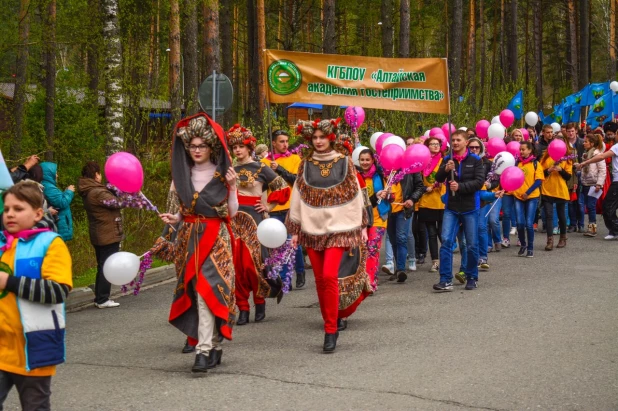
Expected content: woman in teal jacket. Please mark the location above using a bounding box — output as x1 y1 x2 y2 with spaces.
40 162 75 241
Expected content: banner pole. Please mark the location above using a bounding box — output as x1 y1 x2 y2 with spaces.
444 58 455 197
263 49 273 158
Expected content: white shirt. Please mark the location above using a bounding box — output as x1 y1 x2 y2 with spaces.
611 144 618 182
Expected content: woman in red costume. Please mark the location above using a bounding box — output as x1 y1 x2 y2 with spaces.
227 124 291 325
287 118 371 354
154 113 238 374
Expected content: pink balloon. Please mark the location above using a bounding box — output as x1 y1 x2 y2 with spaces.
344 106 365 131
375 133 393 155
402 144 431 173
506 141 521 158
380 144 404 170
485 138 507 158
441 123 456 137
476 119 491 139
499 109 515 128
520 128 530 141
105 152 144 193
500 166 525 191
548 139 567 161
429 127 443 137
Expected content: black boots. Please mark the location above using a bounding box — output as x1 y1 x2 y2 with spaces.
237 310 249 325
255 303 266 322
296 272 306 288
337 318 347 331
207 349 222 369
182 338 196 354
323 332 339 353
192 353 208 373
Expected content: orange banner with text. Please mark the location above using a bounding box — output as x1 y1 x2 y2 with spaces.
264 50 450 115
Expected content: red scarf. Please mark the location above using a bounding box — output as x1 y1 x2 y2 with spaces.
423 153 442 177
361 164 377 179
452 150 468 163
1 228 51 251
519 155 536 165
272 151 291 160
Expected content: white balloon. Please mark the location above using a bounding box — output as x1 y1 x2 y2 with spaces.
424 130 431 138
370 132 384 149
382 135 406 151
493 151 516 174
487 123 506 139
611 81 618 92
352 145 369 167
551 122 561 133
491 116 502 125
103 252 141 286
524 111 538 126
458 126 468 131
257 218 288 249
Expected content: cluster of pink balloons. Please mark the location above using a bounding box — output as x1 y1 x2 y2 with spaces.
105 152 144 193
371 131 432 172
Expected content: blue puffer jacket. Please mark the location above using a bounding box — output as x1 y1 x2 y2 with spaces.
40 162 74 241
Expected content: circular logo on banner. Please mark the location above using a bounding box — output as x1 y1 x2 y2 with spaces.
268 60 302 95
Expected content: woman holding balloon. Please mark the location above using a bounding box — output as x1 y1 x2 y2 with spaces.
154 113 239 373
416 137 446 272
512 142 544 257
287 118 371 353
226 124 291 325
540 135 574 250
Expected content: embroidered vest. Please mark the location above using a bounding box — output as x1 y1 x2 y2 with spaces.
0 231 66 371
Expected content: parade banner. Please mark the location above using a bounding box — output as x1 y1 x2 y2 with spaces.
264 50 450 115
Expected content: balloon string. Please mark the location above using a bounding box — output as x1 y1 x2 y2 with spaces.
377 170 397 205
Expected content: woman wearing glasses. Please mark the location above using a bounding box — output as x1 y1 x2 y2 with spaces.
416 137 446 272
154 113 239 373
287 118 372 353
226 124 290 325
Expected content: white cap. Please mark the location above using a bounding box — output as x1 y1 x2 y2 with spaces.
458 127 468 131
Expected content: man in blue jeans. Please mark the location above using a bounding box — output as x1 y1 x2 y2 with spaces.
434 130 485 291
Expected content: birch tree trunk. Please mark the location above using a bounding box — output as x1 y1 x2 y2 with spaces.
169 0 182 123
398 0 410 58
102 0 124 154
44 0 56 161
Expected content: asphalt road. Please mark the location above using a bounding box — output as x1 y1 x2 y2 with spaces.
5 226 618 410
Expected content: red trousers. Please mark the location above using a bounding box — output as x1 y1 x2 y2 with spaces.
306 247 345 334
234 240 265 311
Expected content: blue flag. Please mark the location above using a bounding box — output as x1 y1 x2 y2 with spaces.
586 92 613 129
565 90 584 106
544 112 556 125
564 104 581 124
507 89 524 120
583 82 610 106
613 93 618 118
553 103 564 124
538 111 545 124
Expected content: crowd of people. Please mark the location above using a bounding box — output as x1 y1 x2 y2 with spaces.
2 111 618 409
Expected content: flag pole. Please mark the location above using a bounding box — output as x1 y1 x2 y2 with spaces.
444 58 455 197
263 49 273 158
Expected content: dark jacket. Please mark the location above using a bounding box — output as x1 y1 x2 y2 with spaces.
40 162 74 241
401 172 425 219
535 138 551 158
436 151 486 213
78 177 123 246
569 137 585 163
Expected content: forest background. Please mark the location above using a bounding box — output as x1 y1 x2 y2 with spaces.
1 0 616 285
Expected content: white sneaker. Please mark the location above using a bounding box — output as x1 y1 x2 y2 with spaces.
510 227 517 236
408 260 417 271
95 300 120 309
381 263 394 275
604 234 617 240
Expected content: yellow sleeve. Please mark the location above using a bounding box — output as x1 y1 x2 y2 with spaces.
535 163 545 181
292 155 302 173
41 238 73 289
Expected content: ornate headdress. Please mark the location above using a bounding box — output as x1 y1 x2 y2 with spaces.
227 124 257 151
296 118 341 142
176 114 221 163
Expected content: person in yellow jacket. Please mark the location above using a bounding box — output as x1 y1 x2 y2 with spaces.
0 182 72 410
417 137 446 272
512 141 545 257
261 130 306 288
540 134 574 250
